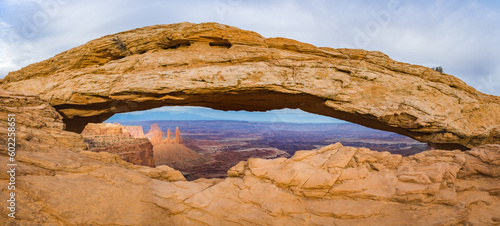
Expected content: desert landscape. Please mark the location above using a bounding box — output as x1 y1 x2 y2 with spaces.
96 120 427 180
0 21 499 225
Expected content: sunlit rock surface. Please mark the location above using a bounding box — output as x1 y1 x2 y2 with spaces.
1 89 499 225
1 22 499 149
82 122 156 167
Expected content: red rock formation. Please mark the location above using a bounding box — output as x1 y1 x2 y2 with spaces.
147 123 161 134
89 138 155 167
173 127 183 144
82 123 155 167
124 126 145 138
150 129 164 146
164 128 173 143
81 123 131 137
154 143 201 167
146 125 203 173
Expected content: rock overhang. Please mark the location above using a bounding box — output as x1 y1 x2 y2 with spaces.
1 22 499 150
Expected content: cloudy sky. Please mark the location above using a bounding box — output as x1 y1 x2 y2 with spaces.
1 0 499 123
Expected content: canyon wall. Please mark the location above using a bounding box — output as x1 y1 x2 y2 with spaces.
124 125 146 138
82 123 155 167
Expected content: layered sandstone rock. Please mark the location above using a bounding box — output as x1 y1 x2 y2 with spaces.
149 129 164 146
173 127 183 144
147 124 161 134
1 89 499 225
82 123 156 167
165 128 173 143
124 125 146 138
154 143 202 168
145 124 202 172
82 122 132 137
1 22 498 149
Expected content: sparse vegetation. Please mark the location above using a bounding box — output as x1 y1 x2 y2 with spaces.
112 36 127 52
432 66 443 73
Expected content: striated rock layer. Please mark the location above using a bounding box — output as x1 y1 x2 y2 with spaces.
81 122 132 137
1 22 499 149
1 89 499 225
82 123 156 167
124 125 146 138
145 124 204 174
0 89 186 224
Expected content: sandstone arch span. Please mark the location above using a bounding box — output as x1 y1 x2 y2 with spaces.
1 22 499 150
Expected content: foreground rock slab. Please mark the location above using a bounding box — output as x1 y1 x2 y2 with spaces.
1 89 499 225
1 22 499 149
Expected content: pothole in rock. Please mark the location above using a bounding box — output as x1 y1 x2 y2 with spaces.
79 106 429 181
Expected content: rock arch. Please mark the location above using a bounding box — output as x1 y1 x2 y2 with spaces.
1 22 499 150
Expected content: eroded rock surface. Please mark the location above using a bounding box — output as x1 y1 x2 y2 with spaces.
0 89 185 224
147 124 203 169
1 89 499 225
1 22 499 149
124 125 146 138
82 123 156 167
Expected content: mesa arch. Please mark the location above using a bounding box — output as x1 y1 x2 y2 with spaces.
1 22 499 150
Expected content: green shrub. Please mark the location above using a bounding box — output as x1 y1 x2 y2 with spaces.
432 66 443 73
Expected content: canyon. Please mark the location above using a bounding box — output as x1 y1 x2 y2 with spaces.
0 22 499 225
144 123 289 180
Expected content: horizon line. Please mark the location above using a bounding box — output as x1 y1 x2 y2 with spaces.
105 119 352 124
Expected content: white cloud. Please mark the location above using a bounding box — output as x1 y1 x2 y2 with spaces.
149 106 200 112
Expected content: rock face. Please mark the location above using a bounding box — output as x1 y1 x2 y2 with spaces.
124 125 145 138
82 122 132 137
0 89 186 225
1 89 499 225
1 22 499 150
82 123 156 167
165 128 173 143
150 129 164 146
173 127 183 144
145 124 202 171
147 124 162 136
154 143 201 167
0 89 87 153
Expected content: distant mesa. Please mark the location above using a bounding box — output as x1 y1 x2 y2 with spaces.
82 122 132 137
124 125 145 138
81 123 155 167
147 123 162 135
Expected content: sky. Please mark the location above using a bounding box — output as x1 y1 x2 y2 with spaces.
107 106 344 123
1 0 499 123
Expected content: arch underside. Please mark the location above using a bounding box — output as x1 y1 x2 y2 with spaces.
55 89 469 151
1 23 498 151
